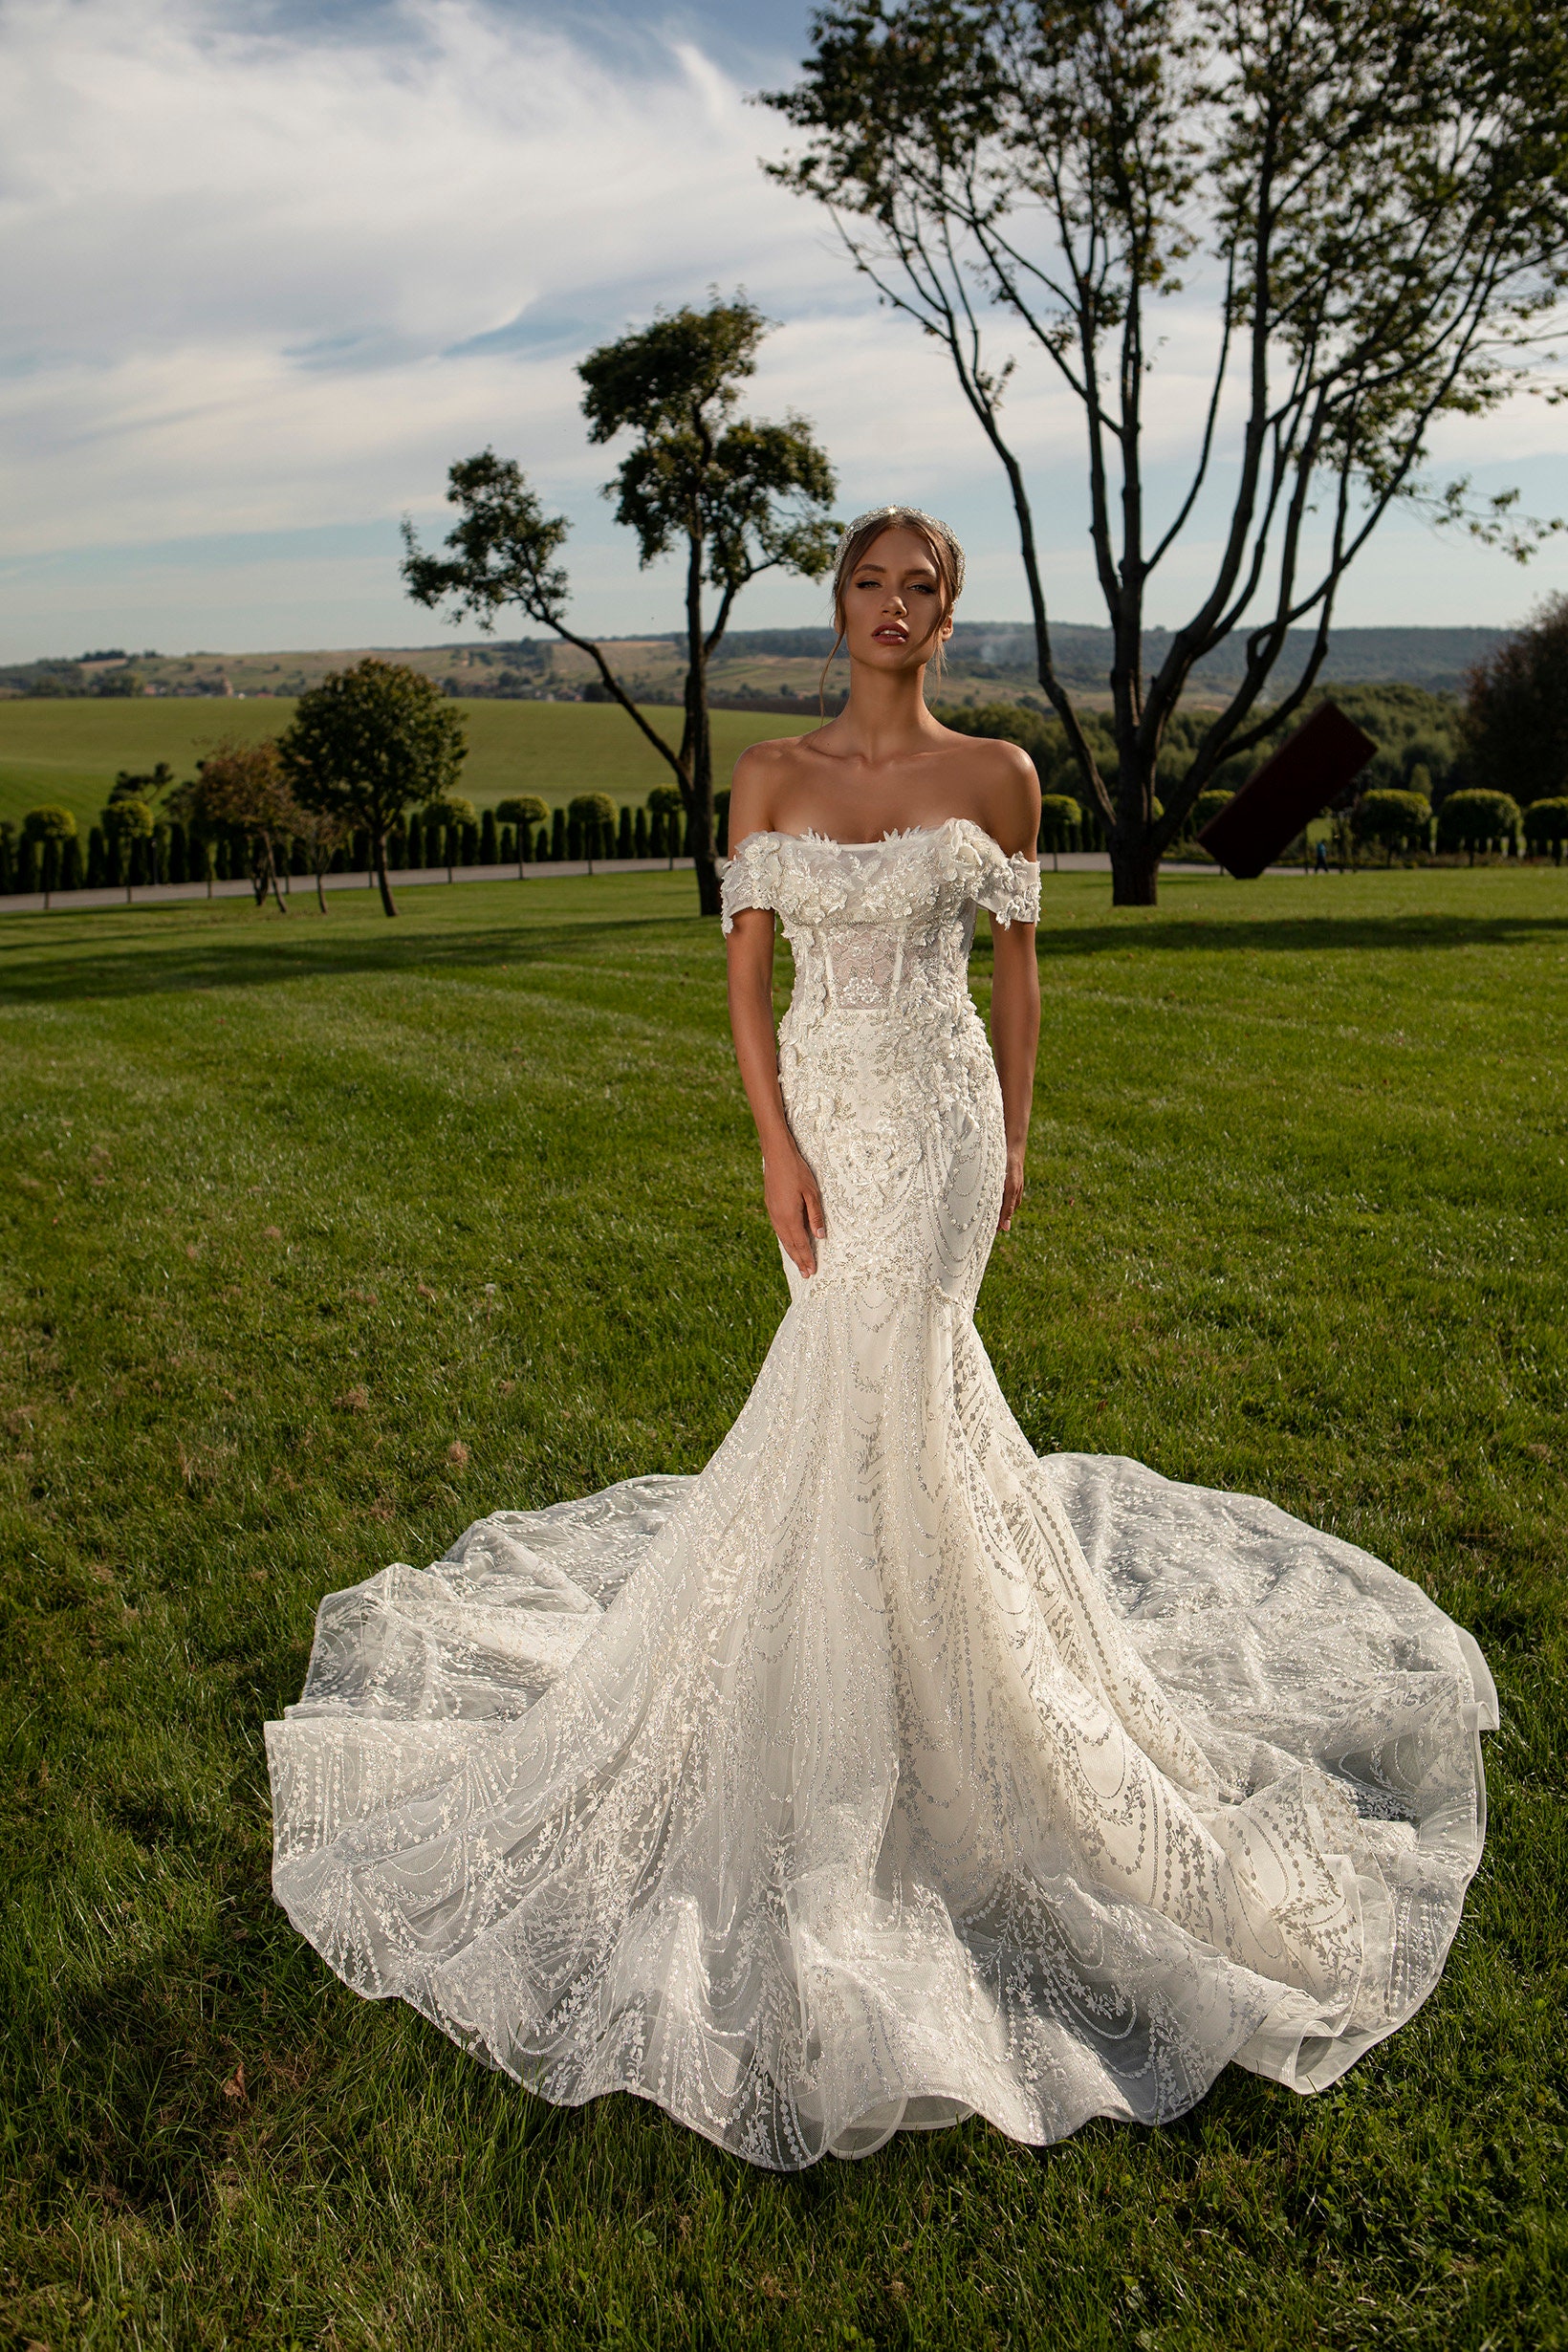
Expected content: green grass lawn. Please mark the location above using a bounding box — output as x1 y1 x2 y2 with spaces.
0 699 811 835
1 868 1564 2350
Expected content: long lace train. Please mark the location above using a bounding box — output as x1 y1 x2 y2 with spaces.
266 821 1493 2167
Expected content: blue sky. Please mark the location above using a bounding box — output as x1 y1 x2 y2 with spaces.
0 0 1564 662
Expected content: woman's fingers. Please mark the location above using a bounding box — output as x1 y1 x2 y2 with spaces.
762 1151 825 1276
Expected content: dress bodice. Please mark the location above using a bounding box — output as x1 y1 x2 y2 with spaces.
720 818 1040 1034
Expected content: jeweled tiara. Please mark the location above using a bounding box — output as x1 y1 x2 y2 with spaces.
833 505 966 599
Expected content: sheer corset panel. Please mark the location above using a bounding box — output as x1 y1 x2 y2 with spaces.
719 824 1038 1310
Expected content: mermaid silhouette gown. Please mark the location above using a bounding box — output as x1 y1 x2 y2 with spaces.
266 819 1494 2169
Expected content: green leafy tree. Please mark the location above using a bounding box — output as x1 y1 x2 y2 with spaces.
1189 788 1236 839
1037 792 1079 867
1462 593 1568 805
110 762 175 807
1438 788 1521 861
769 0 1568 903
495 794 548 831
170 739 299 914
403 294 838 918
1523 795 1568 861
21 806 77 844
279 660 467 917
1353 788 1432 864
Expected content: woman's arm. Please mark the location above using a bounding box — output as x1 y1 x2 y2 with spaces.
726 907 826 1276
989 917 1040 1231
725 740 826 1276
974 738 1042 1232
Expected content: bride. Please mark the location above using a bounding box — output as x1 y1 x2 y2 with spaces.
267 505 1494 2170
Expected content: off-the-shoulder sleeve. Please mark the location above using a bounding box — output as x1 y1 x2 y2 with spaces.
719 835 777 934
975 850 1040 927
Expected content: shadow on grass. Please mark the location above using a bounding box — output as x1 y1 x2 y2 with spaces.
0 909 696 1004
1036 909 1568 961
4 894 1567 1009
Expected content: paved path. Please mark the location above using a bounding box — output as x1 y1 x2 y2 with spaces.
0 849 1324 918
0 857 698 916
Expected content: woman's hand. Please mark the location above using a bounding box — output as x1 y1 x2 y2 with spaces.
764 1143 827 1276
997 1143 1027 1234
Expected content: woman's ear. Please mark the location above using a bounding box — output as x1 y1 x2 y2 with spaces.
940 612 955 642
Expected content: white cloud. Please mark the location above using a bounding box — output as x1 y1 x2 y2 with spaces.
0 0 1562 657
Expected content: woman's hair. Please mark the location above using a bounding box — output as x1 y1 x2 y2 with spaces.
817 505 967 718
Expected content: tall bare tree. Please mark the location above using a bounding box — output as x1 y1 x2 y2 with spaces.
402 294 838 917
768 0 1568 901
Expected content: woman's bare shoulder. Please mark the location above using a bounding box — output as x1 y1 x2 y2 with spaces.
947 730 1040 858
730 734 817 842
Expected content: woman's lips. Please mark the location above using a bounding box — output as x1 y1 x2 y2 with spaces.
872 626 908 642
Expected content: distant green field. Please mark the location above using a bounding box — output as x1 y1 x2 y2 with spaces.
0 700 812 832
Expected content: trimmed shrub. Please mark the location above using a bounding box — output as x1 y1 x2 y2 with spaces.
60 836 83 890
387 824 407 871
40 838 61 895
1189 787 1234 837
567 816 584 861
635 806 649 859
646 784 683 821
461 820 479 866
1524 795 1568 861
570 793 615 862
1437 788 1521 860
0 826 14 892
1038 794 1079 853
22 804 77 845
351 829 370 873
17 837 40 894
480 808 499 864
500 824 516 864
495 794 547 831
618 806 633 859
551 808 567 860
1354 788 1432 863
85 826 105 887
405 814 424 868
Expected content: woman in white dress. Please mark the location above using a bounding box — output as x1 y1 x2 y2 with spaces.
266 506 1494 2171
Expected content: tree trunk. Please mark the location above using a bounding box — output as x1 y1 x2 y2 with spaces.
375 832 399 917
682 527 721 918
1108 834 1161 905
316 860 329 913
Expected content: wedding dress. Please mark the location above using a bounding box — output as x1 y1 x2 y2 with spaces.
266 817 1494 2169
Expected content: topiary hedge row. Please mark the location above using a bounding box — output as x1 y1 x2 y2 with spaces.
0 795 702 895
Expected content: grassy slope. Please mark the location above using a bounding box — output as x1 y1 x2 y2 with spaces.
0 702 812 834
0 870 1563 2351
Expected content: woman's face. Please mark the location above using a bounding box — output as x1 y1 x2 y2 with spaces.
839 527 952 671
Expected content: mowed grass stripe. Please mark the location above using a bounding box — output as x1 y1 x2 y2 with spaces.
0 869 1563 2351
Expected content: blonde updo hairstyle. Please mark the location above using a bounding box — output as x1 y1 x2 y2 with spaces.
818 504 967 718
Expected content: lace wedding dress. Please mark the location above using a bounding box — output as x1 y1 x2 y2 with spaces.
267 817 1495 2169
